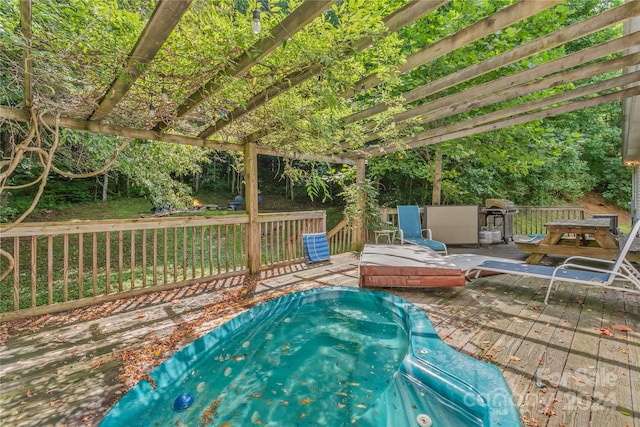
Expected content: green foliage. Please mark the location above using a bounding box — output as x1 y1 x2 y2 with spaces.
115 140 210 209
305 166 331 203
326 166 384 230
0 0 631 218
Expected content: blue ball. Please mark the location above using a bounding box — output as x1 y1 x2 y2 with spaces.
173 392 195 412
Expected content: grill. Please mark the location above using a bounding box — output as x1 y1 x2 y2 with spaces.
479 199 518 243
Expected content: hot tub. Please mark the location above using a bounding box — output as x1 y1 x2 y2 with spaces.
100 286 521 426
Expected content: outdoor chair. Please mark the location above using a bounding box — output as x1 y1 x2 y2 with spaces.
396 205 448 254
467 219 640 304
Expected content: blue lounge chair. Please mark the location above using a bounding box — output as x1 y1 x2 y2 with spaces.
467 219 640 304
396 205 448 255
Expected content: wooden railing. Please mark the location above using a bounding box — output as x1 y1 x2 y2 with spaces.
258 211 327 267
380 205 587 238
327 218 354 254
512 206 586 235
0 210 332 320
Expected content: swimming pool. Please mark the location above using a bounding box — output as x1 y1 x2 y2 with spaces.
100 286 521 426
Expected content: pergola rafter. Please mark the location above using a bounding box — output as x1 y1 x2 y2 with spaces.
363 84 640 156
89 0 193 121
358 42 640 146
155 0 337 132
343 0 565 100
198 0 449 138
1 105 355 165
343 0 640 127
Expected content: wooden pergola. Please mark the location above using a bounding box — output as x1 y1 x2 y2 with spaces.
2 0 640 273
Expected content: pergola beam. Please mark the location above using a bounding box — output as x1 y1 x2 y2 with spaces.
358 42 640 145
157 0 337 132
363 84 640 156
343 0 564 101
198 0 448 138
416 71 640 143
89 0 193 121
344 0 640 126
0 106 354 165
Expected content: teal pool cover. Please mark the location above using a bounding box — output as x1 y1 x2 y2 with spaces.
100 287 522 426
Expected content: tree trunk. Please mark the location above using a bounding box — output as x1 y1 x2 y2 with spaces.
102 173 109 202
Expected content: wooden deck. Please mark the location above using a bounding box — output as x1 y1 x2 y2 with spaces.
1 247 639 426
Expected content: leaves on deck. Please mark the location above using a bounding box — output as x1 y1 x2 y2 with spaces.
610 324 633 332
599 327 615 337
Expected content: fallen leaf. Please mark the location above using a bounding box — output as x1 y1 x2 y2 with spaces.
299 398 312 405
600 327 615 337
510 355 521 362
610 324 633 332
571 375 585 383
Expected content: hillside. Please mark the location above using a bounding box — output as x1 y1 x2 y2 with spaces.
579 192 631 227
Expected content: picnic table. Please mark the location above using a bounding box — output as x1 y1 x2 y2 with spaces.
516 219 640 264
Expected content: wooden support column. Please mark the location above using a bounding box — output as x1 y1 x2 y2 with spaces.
244 142 260 274
432 147 442 206
352 157 366 251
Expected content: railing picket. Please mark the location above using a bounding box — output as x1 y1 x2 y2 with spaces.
191 226 196 279
92 232 97 296
63 234 69 301
208 226 214 276
216 224 222 274
224 224 230 273
173 227 178 282
152 229 157 286
13 237 19 310
163 228 168 284
47 236 53 305
118 231 124 292
130 230 135 290
232 224 238 271
78 233 83 298
31 236 36 308
200 226 205 278
182 226 188 281
141 229 147 288
105 231 111 295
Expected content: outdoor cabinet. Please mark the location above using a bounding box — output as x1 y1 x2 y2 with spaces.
423 205 479 245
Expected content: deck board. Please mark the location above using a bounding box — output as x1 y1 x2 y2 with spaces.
590 289 637 427
1 249 639 426
627 293 640 427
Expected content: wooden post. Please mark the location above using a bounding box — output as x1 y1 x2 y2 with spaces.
244 142 260 273
432 147 442 206
352 157 366 251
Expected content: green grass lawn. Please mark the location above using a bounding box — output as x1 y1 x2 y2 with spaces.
24 194 346 230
